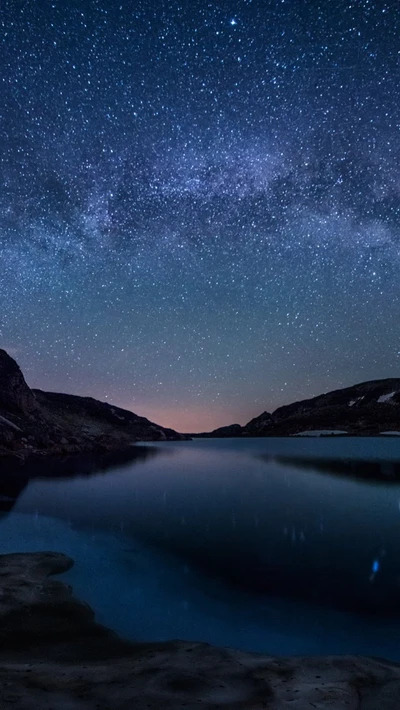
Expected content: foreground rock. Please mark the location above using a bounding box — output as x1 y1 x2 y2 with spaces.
1 551 400 709
196 379 400 437
0 349 187 465
0 552 133 661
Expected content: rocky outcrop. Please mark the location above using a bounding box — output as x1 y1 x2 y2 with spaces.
1 551 400 708
0 552 133 661
0 349 38 415
0 350 187 465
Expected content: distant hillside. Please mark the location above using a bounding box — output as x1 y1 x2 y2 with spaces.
191 423 243 438
0 349 187 466
196 380 400 437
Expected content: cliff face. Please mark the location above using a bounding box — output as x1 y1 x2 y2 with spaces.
0 349 38 415
0 350 186 465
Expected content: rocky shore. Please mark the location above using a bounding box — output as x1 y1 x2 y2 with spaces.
0 550 399 708
0 349 187 467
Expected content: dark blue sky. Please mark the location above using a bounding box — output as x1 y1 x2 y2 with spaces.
1 0 399 431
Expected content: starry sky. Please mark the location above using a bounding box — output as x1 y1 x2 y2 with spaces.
1 0 399 432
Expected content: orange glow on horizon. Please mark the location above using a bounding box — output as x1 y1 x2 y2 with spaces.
112 400 244 433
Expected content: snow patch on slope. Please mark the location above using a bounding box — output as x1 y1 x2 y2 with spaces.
293 430 348 437
0 414 22 432
348 396 365 407
377 391 397 403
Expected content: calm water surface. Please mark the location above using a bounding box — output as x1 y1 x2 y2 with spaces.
2 437 400 658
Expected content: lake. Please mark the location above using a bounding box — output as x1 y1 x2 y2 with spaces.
1 437 400 659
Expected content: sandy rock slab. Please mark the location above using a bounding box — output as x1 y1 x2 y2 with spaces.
1 552 400 709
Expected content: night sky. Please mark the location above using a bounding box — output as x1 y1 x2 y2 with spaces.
1 0 399 432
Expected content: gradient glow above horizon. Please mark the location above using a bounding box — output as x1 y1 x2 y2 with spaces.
1 0 399 432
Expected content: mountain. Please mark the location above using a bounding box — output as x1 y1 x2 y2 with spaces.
199 379 400 437
191 423 243 438
243 410 272 433
0 349 186 465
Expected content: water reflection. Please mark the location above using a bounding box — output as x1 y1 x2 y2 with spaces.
0 445 167 515
3 438 400 657
270 455 400 483
4 439 400 616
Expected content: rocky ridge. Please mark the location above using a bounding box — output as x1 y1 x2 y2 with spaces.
195 379 400 437
1 551 400 708
0 349 186 465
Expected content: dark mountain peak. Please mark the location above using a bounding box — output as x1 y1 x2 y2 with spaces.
244 411 272 431
0 349 38 415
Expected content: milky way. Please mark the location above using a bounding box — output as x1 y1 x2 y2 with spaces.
1 0 399 431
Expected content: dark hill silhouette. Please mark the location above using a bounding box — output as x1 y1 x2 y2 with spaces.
0 349 186 466
195 379 400 437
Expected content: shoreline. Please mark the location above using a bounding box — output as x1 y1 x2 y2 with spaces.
0 439 160 472
1 550 400 708
2 431 400 469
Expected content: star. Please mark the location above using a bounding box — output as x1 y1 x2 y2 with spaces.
0 0 398 431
